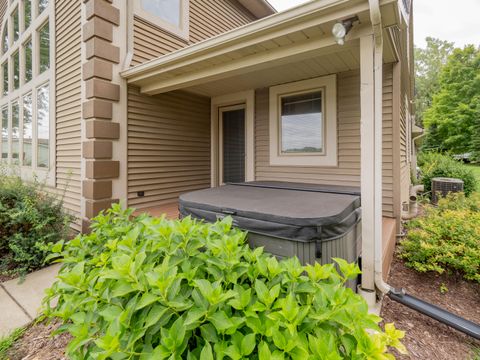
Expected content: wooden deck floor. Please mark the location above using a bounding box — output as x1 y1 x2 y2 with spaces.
133 202 179 219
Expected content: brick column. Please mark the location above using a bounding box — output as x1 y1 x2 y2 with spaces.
81 0 121 232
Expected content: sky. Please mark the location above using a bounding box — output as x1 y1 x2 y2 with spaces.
268 0 480 48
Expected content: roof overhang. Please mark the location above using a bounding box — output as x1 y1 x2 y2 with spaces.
122 0 399 96
238 0 276 18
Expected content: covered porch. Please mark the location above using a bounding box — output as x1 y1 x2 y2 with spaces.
123 0 408 303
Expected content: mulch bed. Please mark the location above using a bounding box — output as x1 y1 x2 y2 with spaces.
381 252 480 359
5 321 71 360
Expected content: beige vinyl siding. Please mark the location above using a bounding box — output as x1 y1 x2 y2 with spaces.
132 0 255 66
127 86 211 209
255 68 395 217
399 85 411 205
382 64 394 217
55 0 82 226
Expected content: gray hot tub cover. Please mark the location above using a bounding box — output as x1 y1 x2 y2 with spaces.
179 181 361 242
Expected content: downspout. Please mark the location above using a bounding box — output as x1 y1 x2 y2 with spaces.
368 0 392 295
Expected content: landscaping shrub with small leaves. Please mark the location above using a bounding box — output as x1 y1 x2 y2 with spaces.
400 193 480 282
418 152 478 196
43 204 405 359
0 171 72 277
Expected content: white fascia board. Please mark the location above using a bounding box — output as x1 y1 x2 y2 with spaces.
120 0 368 82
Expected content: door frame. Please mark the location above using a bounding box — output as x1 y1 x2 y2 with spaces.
211 90 255 187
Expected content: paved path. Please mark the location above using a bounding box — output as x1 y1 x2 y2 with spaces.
0 264 61 337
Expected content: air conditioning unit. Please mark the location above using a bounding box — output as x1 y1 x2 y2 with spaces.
431 177 464 205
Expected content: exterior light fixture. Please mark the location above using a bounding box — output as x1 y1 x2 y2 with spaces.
332 16 359 45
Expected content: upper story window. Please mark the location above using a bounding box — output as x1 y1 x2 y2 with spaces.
269 75 338 167
135 0 189 40
24 0 32 30
11 7 19 42
2 23 8 53
0 0 53 174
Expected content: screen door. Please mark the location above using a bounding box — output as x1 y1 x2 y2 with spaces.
220 105 246 184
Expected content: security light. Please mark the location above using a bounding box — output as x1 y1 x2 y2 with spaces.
332 16 359 45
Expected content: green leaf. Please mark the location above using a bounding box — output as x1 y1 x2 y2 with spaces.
136 292 160 310
200 342 214 360
258 342 272 360
240 333 256 356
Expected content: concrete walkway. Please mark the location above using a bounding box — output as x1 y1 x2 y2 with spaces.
0 264 61 337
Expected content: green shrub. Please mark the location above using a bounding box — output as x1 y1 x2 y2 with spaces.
400 193 480 282
0 172 71 277
417 152 478 196
44 205 405 359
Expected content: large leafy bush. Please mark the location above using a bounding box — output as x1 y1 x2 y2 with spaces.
400 193 480 282
44 205 405 359
0 172 71 276
417 152 478 196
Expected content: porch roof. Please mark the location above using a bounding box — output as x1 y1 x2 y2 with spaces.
121 0 401 97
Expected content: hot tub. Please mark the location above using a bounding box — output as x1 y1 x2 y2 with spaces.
179 181 362 267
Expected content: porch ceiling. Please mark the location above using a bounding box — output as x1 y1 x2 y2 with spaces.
122 0 401 96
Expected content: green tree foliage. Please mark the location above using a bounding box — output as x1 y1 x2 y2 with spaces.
414 37 454 126
43 205 406 359
422 45 480 155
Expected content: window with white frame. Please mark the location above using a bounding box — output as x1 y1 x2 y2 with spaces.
134 0 189 40
269 75 338 167
0 0 52 176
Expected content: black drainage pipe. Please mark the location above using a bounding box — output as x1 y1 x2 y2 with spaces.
387 288 480 340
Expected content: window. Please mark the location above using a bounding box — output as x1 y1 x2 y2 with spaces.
38 21 48 73
1 23 8 54
12 50 19 89
22 93 32 166
38 0 48 15
0 0 52 175
142 0 181 26
36 83 48 168
12 7 19 42
2 60 8 95
23 0 32 30
269 75 337 167
1 106 8 160
135 0 189 39
11 101 19 164
23 38 32 83
280 91 323 154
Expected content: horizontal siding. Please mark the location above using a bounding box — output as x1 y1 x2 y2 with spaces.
255 69 395 217
132 0 255 65
127 86 211 209
382 64 394 217
55 0 82 229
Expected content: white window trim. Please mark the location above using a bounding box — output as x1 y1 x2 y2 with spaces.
211 90 255 187
0 0 55 187
134 0 190 41
269 75 337 167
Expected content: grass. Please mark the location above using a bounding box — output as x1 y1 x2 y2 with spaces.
0 327 25 359
466 164 480 191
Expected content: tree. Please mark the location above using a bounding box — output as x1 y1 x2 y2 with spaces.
423 45 480 156
414 37 454 126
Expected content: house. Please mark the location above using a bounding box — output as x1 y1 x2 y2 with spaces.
0 0 414 304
